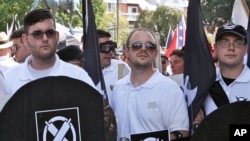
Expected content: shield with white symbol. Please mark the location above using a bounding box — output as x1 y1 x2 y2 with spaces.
0 76 105 140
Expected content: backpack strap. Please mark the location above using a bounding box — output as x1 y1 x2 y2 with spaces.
209 81 230 108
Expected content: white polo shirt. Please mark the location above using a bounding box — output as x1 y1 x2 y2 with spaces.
204 65 250 115
110 69 189 139
3 55 96 95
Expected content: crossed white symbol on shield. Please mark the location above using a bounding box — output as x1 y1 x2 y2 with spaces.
43 116 77 141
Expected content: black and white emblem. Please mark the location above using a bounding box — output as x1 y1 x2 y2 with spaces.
35 107 81 141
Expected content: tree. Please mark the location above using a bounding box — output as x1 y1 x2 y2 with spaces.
102 12 130 47
201 0 250 34
0 0 105 31
135 6 182 46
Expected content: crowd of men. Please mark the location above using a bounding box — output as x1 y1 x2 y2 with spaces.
0 8 249 141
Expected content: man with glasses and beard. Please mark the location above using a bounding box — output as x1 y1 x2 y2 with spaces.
3 9 95 95
110 28 189 140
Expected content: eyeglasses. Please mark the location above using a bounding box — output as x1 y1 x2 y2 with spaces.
217 40 245 48
130 41 156 51
28 29 57 40
100 41 117 53
12 45 25 52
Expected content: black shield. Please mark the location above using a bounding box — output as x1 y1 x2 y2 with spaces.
192 101 250 141
0 76 105 141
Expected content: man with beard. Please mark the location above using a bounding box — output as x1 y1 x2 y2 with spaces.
3 9 95 95
110 28 189 140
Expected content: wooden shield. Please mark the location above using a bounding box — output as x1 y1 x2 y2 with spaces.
0 76 105 141
192 101 250 141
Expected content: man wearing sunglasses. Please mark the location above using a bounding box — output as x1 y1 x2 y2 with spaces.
96 29 130 99
10 27 31 63
110 28 189 140
96 29 130 141
3 9 95 95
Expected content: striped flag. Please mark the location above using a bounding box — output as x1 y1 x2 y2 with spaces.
165 29 177 58
165 26 174 49
165 16 186 57
176 15 186 49
183 0 216 133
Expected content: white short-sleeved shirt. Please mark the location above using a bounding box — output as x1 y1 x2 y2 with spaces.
3 55 96 95
204 65 250 115
0 71 6 94
0 56 18 73
96 59 130 100
111 69 189 140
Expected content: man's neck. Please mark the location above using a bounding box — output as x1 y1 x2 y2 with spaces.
30 55 56 70
130 67 155 87
220 63 244 79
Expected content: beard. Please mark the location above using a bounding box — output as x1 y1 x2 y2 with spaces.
28 41 57 61
133 60 152 70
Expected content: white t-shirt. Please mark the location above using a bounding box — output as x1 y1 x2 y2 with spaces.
3 55 96 95
204 65 250 115
96 59 130 100
110 69 189 140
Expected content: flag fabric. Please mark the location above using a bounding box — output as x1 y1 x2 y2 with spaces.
83 0 105 88
247 13 250 68
231 0 249 29
165 16 186 58
165 26 173 49
165 30 177 58
176 15 186 49
83 1 117 140
183 0 216 134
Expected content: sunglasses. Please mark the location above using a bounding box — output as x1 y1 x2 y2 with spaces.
130 41 156 51
28 29 57 40
99 41 117 53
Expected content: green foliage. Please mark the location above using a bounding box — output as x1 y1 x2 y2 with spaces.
0 0 34 31
0 0 106 32
201 0 250 34
134 10 154 29
135 6 182 46
92 0 106 28
102 12 130 47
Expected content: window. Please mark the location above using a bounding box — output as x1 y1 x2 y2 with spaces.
107 3 116 12
128 6 138 13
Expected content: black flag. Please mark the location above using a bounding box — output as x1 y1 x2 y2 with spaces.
83 0 104 87
183 0 216 133
82 1 117 140
246 13 250 68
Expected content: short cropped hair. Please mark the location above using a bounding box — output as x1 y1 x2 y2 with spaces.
23 9 55 33
97 29 111 38
170 49 184 58
10 27 24 40
125 28 157 48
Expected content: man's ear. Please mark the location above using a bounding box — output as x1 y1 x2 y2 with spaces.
22 33 28 49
